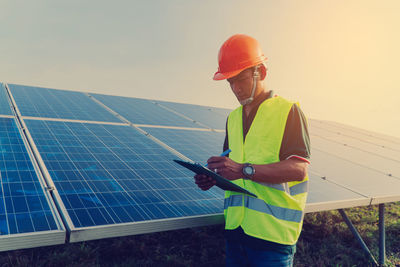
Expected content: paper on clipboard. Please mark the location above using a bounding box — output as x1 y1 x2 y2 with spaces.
173 159 257 198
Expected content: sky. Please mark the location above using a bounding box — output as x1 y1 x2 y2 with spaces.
1 0 400 138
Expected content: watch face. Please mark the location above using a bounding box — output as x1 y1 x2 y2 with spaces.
244 165 254 175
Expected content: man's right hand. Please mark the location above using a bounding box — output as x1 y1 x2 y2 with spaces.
194 174 216 191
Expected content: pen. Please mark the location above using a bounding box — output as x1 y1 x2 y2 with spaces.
205 149 231 167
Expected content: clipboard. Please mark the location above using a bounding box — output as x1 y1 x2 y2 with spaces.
173 159 257 198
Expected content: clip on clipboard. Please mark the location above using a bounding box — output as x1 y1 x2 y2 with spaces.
173 159 257 198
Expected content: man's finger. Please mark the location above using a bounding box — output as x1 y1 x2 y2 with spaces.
207 162 226 170
207 156 227 164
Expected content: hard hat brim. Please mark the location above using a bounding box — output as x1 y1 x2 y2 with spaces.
213 68 243 81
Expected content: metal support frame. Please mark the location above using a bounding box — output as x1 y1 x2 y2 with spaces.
339 205 386 267
379 204 385 266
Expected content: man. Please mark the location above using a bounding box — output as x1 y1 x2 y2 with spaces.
194 34 310 266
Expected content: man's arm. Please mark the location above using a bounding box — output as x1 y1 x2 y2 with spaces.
206 156 307 183
194 156 307 191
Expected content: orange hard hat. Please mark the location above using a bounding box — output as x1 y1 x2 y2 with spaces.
213 34 267 81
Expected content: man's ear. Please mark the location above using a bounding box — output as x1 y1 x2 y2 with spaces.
259 64 267 81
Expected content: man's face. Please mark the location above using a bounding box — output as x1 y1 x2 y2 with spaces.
227 68 254 104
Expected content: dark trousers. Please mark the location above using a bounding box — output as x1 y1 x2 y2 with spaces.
225 240 294 267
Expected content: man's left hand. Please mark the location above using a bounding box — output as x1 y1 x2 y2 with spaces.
206 156 243 181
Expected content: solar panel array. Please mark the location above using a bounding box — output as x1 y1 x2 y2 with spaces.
0 82 399 251
2 83 227 245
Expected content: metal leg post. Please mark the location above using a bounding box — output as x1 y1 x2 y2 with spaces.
338 209 378 266
379 204 385 266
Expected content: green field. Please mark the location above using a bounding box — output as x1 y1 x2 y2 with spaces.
1 202 399 267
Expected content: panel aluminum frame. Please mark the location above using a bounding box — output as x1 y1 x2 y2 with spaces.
69 213 223 242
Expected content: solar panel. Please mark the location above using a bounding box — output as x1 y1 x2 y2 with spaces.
326 120 400 143
91 93 207 128
0 117 64 251
307 119 400 204
24 119 224 241
311 135 400 179
310 119 400 151
8 84 121 123
309 148 400 197
155 100 230 130
305 173 370 213
310 123 400 163
140 127 226 163
0 83 12 115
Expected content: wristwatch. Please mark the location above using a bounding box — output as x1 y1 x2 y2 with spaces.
242 163 255 179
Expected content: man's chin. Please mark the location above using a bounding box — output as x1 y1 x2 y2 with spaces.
239 98 253 106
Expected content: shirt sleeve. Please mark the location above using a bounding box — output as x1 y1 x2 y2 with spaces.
279 104 311 163
223 117 229 152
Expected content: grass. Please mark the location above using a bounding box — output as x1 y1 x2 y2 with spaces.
0 202 399 267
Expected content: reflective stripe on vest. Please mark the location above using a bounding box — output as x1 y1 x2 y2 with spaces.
224 195 303 223
225 96 309 245
254 180 309 196
289 180 309 196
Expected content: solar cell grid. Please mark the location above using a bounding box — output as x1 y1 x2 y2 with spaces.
140 127 226 164
25 120 224 229
155 100 229 130
0 118 58 235
0 84 12 115
91 93 205 128
8 84 121 123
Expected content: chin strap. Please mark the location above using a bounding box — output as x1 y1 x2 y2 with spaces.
240 66 260 106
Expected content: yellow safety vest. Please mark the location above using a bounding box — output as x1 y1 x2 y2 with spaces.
225 96 309 245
